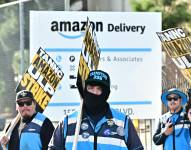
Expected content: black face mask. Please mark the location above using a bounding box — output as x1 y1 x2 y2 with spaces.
83 87 110 116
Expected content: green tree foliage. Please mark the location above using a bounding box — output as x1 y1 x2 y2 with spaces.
130 0 191 31
12 50 29 75
0 6 19 115
0 0 15 5
0 0 65 117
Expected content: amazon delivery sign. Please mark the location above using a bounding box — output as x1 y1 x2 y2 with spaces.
30 11 162 121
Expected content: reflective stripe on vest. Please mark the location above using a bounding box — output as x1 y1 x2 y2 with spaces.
64 108 128 150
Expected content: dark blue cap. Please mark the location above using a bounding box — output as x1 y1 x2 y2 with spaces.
85 70 110 89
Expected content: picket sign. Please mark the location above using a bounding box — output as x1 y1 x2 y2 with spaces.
157 27 191 85
72 18 101 150
2 47 64 149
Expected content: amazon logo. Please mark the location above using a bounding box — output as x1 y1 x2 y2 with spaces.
51 21 103 39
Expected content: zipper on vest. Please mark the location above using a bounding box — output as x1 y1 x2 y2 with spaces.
94 133 97 150
173 128 175 150
93 122 107 150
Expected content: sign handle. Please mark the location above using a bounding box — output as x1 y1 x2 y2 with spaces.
1 114 20 149
72 99 83 150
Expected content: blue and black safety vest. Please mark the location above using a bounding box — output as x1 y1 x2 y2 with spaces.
18 112 46 150
63 108 129 150
160 111 191 150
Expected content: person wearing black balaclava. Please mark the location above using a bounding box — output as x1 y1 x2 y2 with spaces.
82 70 110 125
48 70 143 150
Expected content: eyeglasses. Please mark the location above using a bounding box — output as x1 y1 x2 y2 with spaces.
167 96 180 102
17 101 33 107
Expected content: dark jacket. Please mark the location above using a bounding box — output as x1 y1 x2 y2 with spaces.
49 106 143 150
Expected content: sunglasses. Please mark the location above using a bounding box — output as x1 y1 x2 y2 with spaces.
167 96 180 102
17 101 33 107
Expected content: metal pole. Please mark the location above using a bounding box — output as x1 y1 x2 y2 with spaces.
64 0 70 11
0 0 31 8
19 0 24 75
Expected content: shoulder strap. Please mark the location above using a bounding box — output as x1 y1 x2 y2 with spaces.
63 115 68 139
190 123 191 137
124 115 128 142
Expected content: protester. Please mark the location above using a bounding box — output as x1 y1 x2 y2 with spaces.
153 88 191 150
0 90 55 150
186 104 191 122
48 69 144 150
186 88 191 122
